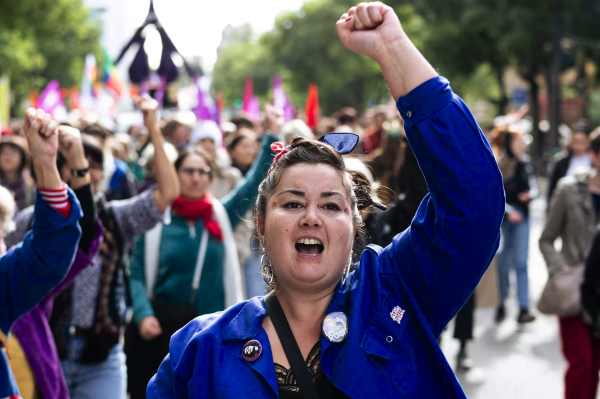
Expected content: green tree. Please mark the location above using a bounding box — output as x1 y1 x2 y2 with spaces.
394 0 600 155
0 0 101 115
261 0 388 115
212 25 277 108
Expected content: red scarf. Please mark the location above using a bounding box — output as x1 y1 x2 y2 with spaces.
172 194 223 241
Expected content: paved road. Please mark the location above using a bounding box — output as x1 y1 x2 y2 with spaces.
440 194 571 399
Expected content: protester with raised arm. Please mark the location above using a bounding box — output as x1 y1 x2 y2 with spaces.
148 3 504 398
5 125 103 399
3 96 180 399
0 109 83 399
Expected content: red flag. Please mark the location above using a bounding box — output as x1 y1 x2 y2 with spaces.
217 93 224 115
305 83 319 130
70 86 80 110
30 90 38 108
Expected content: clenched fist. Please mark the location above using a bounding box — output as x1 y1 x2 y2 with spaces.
23 108 63 190
58 126 87 169
336 2 406 63
134 94 159 132
23 108 59 163
336 2 437 99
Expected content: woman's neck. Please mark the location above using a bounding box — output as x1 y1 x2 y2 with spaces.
274 286 336 339
1 170 19 182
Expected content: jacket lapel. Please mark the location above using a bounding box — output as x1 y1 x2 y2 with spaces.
236 329 278 395
221 298 278 396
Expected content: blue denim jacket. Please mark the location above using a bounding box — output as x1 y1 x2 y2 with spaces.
147 77 505 398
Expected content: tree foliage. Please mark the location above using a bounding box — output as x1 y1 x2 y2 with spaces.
212 25 277 107
261 0 388 114
0 0 101 114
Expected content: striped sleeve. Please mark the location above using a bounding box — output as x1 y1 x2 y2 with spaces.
38 183 71 218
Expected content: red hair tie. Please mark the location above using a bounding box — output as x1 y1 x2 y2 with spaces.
267 142 291 176
346 172 357 189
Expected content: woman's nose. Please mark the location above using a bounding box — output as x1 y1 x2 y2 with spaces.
300 205 321 227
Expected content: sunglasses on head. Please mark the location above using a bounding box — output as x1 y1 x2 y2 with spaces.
182 166 211 176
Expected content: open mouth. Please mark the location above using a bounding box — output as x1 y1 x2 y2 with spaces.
295 238 324 256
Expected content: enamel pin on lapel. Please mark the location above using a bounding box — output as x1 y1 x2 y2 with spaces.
242 340 262 362
321 312 348 343
390 306 405 324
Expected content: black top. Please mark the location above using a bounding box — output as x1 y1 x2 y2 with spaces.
275 341 350 399
548 153 571 203
503 158 535 216
592 192 600 219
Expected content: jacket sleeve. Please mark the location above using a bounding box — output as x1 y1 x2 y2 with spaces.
382 77 505 337
129 234 155 325
4 206 34 249
147 316 208 398
0 188 82 334
221 134 277 229
147 355 180 398
44 221 103 303
110 189 164 243
539 181 569 273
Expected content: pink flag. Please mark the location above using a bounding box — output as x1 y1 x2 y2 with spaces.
272 76 295 122
38 80 64 114
193 76 219 124
247 96 260 122
242 77 253 114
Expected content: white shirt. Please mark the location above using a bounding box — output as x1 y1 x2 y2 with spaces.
566 154 592 176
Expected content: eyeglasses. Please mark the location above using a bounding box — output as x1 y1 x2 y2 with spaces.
181 166 211 176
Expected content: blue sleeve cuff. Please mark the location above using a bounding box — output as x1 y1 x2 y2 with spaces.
32 186 83 235
396 76 453 129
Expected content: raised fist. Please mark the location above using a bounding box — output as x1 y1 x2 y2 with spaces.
133 94 159 130
263 104 284 136
58 126 88 169
336 2 406 62
23 108 59 163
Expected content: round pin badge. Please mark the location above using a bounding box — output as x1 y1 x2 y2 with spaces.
321 312 348 343
242 340 262 362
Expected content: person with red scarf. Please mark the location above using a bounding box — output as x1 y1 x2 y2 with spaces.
126 106 282 399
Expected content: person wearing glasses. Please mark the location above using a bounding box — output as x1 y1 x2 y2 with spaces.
126 108 282 399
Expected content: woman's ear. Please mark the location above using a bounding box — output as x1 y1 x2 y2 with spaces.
257 216 266 243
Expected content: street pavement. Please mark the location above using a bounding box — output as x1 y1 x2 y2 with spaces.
440 192 570 398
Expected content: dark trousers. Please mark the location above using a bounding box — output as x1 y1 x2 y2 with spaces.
125 302 195 399
454 293 475 341
559 315 600 399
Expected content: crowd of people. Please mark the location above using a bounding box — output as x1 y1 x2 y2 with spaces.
1 2 600 399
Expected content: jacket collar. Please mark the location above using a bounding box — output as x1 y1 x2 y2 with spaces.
222 297 268 342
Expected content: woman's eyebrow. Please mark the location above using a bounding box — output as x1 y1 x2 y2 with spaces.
321 191 344 198
277 189 305 197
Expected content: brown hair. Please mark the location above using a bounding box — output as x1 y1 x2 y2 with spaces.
82 123 112 142
253 137 376 291
174 147 216 181
589 127 600 155
162 120 184 140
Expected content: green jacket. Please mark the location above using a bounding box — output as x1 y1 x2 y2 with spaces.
129 134 276 325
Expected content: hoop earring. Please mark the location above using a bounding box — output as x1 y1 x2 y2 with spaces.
261 254 274 284
341 253 352 286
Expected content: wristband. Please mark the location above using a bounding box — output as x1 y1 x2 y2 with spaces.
71 167 90 177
